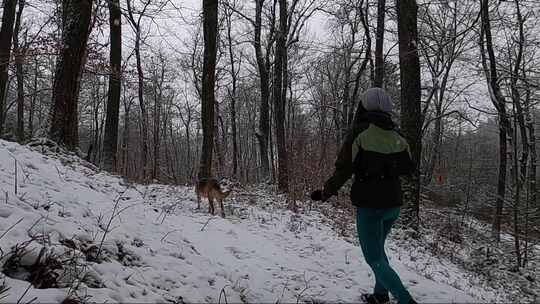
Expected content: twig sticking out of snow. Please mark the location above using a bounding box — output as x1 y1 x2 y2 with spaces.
96 187 130 261
160 229 181 242
200 217 215 232
0 278 10 301
6 151 32 185
218 285 229 304
55 166 64 182
14 159 17 195
16 282 36 304
0 218 24 241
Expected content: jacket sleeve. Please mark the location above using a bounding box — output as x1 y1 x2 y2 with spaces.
322 128 359 197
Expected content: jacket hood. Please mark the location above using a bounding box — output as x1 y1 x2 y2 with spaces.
359 111 396 130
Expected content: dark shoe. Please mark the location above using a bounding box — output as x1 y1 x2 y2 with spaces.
361 293 390 304
408 300 418 304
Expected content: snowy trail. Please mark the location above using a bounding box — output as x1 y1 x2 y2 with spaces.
0 139 492 303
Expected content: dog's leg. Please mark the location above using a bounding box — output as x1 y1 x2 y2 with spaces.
209 198 215 215
220 198 225 218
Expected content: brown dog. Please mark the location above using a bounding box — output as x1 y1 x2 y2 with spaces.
195 179 231 217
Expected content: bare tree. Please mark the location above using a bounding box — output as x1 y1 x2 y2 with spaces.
418 1 478 185
373 0 386 87
479 0 509 242
253 0 274 180
396 0 422 229
0 0 17 135
13 0 26 142
224 1 241 178
273 0 289 191
198 0 219 180
103 0 122 172
126 0 152 180
49 0 93 150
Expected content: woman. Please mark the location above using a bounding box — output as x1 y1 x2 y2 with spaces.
311 88 418 304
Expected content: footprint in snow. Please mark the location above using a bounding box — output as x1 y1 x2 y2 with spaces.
225 246 250 260
334 268 346 278
0 207 13 218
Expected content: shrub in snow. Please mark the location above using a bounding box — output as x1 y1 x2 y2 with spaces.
2 244 62 288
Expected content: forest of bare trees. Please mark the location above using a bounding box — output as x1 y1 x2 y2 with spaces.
0 0 539 269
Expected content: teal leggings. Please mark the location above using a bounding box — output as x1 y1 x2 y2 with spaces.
356 208 412 304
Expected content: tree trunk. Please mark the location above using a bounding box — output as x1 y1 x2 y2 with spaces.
152 72 163 180
396 0 421 230
126 0 149 181
185 118 191 180
179 103 193 181
424 101 442 184
273 0 289 192
510 0 527 186
374 0 386 88
198 0 218 180
524 75 536 267
91 80 100 163
28 58 37 137
102 0 122 172
0 0 17 135
510 0 525 267
13 0 25 142
511 108 522 268
134 38 149 180
230 91 238 178
226 8 238 179
254 0 271 180
49 0 93 150
480 0 508 242
122 102 131 177
214 102 224 176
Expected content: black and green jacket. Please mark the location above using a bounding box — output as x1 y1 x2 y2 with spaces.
323 112 415 208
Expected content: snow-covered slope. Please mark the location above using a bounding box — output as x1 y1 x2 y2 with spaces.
0 139 500 303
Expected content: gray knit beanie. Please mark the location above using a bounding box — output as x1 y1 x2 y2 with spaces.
361 88 393 113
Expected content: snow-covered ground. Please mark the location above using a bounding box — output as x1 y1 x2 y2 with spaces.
0 139 506 303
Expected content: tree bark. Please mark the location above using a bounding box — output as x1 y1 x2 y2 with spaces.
126 0 150 181
396 0 422 230
225 7 239 179
152 59 164 180
0 0 17 135
121 99 132 177
49 0 93 150
273 0 289 192
524 73 536 266
230 90 238 178
213 102 224 176
28 58 38 137
479 0 508 242
374 0 386 88
510 0 527 186
198 0 218 180
510 0 525 267
102 0 122 172
13 0 25 142
254 0 271 180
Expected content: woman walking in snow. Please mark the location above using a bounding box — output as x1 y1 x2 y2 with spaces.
311 88 418 304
